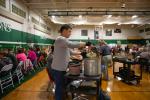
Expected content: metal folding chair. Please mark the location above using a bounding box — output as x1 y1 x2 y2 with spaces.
12 62 24 84
0 64 14 93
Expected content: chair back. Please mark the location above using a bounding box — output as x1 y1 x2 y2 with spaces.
16 61 23 70
22 59 33 72
0 64 13 72
23 59 33 68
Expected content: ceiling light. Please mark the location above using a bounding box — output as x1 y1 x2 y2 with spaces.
99 23 103 25
107 15 112 18
52 15 55 18
117 23 121 25
132 15 138 19
79 15 82 18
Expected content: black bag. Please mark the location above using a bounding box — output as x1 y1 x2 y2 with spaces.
99 89 111 100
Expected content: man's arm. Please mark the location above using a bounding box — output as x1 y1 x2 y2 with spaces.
59 37 85 48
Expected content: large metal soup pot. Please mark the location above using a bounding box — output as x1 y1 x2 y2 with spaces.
84 58 101 76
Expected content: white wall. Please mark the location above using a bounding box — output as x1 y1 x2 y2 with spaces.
69 25 140 40
138 25 150 39
0 16 23 31
140 32 150 39
0 0 54 39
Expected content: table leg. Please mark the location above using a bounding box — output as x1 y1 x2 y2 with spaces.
96 80 100 100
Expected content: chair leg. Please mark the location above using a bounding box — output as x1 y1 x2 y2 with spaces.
10 73 14 87
0 80 3 93
17 73 21 84
30 66 35 72
37 62 42 68
40 61 44 67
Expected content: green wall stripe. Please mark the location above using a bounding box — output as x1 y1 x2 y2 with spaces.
0 28 54 44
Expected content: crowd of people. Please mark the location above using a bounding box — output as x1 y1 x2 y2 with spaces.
0 46 49 77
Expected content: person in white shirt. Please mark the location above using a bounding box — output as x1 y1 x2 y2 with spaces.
51 24 85 100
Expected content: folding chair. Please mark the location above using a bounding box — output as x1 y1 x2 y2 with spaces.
23 59 35 74
0 64 14 93
12 62 24 84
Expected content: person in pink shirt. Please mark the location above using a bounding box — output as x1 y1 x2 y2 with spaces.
16 49 27 62
27 47 37 66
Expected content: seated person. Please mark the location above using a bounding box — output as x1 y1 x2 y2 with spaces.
16 48 27 62
16 48 27 70
4 49 18 73
0 51 13 76
27 47 37 66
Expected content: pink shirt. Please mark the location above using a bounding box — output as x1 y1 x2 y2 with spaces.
16 53 27 62
28 50 37 62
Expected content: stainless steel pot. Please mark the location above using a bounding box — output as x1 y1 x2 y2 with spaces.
84 58 101 76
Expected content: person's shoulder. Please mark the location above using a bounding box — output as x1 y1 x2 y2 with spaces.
56 36 67 42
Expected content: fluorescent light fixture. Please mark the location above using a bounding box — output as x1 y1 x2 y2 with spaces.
52 15 55 18
107 15 112 18
132 15 138 19
79 15 82 18
99 23 103 25
117 23 121 25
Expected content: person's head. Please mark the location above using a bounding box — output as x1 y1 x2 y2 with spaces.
36 47 40 51
59 24 72 38
0 51 5 58
17 48 23 54
29 47 34 51
3 48 8 55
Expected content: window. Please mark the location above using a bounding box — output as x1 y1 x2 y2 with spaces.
47 27 51 32
145 28 150 32
12 4 26 18
106 29 112 36
31 17 39 25
81 30 88 36
0 0 6 8
139 29 144 33
114 28 121 33
40 23 47 29
94 31 99 39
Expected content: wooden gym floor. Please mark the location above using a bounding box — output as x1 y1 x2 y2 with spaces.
2 62 150 100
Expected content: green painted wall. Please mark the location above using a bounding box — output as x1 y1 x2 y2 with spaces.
0 28 55 48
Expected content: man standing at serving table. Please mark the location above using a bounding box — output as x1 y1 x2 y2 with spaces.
51 24 85 100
